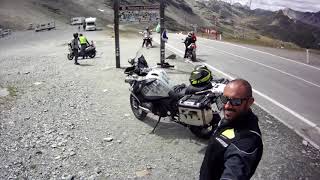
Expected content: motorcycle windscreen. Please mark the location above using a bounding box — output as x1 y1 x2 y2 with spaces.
141 79 172 98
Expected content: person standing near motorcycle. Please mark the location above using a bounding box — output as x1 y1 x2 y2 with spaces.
190 31 197 42
70 33 80 65
184 31 197 58
200 79 263 180
79 33 90 59
142 27 152 48
83 22 86 31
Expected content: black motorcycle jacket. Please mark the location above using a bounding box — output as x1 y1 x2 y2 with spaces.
200 110 263 180
184 36 193 47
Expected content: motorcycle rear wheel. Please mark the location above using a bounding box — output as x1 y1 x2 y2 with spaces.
130 94 147 120
67 53 74 60
189 125 213 139
191 51 196 61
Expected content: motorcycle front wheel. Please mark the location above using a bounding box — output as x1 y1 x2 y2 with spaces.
130 94 147 120
89 51 96 58
189 125 213 139
67 53 74 60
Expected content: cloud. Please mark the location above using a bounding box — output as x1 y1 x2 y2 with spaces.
220 0 320 12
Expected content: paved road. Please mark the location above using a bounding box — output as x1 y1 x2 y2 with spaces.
155 33 320 149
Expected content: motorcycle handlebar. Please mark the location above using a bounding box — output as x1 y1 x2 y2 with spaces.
194 88 224 100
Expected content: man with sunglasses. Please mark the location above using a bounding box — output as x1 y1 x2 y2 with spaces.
200 79 263 180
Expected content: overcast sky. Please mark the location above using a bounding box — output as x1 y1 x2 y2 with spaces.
220 0 320 12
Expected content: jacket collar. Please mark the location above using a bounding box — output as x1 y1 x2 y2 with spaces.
219 109 257 129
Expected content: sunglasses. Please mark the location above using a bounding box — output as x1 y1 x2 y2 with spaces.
220 95 249 106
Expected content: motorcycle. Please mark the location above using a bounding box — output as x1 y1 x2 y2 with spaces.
67 41 96 60
143 37 153 48
185 43 197 61
124 54 228 139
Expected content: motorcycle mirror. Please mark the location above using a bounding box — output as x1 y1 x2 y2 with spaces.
135 49 143 59
128 58 135 65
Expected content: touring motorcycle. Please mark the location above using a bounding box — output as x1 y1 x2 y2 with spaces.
185 43 197 61
143 36 153 48
67 41 96 60
124 54 228 139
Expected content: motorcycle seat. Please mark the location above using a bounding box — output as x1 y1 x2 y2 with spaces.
169 84 187 100
212 78 228 84
185 83 213 95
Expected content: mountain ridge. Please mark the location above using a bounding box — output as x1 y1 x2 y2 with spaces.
1 0 319 49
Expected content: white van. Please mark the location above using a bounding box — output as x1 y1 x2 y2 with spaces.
85 17 97 31
71 17 85 25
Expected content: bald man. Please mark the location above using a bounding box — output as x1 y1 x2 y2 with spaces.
200 79 263 180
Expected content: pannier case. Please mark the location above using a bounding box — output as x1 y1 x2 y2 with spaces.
178 94 213 126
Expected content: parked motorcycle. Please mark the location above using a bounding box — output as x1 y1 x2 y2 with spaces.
124 54 228 139
185 43 197 61
143 37 153 48
67 41 96 60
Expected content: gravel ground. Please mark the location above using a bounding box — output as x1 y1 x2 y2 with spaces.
0 28 320 179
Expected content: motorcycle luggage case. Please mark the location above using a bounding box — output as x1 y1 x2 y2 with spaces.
178 94 213 126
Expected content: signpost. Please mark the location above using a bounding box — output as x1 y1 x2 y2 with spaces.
160 1 165 66
114 0 120 68
114 2 172 68
113 2 160 68
119 5 160 23
157 0 174 68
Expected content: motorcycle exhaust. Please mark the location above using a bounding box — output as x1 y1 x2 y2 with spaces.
138 106 151 113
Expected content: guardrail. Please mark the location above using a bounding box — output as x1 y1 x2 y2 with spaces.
0 29 12 38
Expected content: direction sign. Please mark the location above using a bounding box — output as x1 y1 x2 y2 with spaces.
119 4 160 23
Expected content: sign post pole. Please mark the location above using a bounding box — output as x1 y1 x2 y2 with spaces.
114 0 120 68
157 0 174 68
160 0 165 66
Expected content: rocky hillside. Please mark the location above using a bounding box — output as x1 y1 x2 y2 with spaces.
1 0 319 49
0 0 115 30
251 10 320 49
195 0 320 49
282 8 320 28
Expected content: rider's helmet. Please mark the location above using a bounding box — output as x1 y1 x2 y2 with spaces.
188 32 192 37
194 64 209 71
73 33 78 38
145 27 149 30
189 66 213 86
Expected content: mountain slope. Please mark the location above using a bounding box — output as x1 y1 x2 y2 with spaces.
251 10 320 49
0 0 319 49
282 8 320 28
